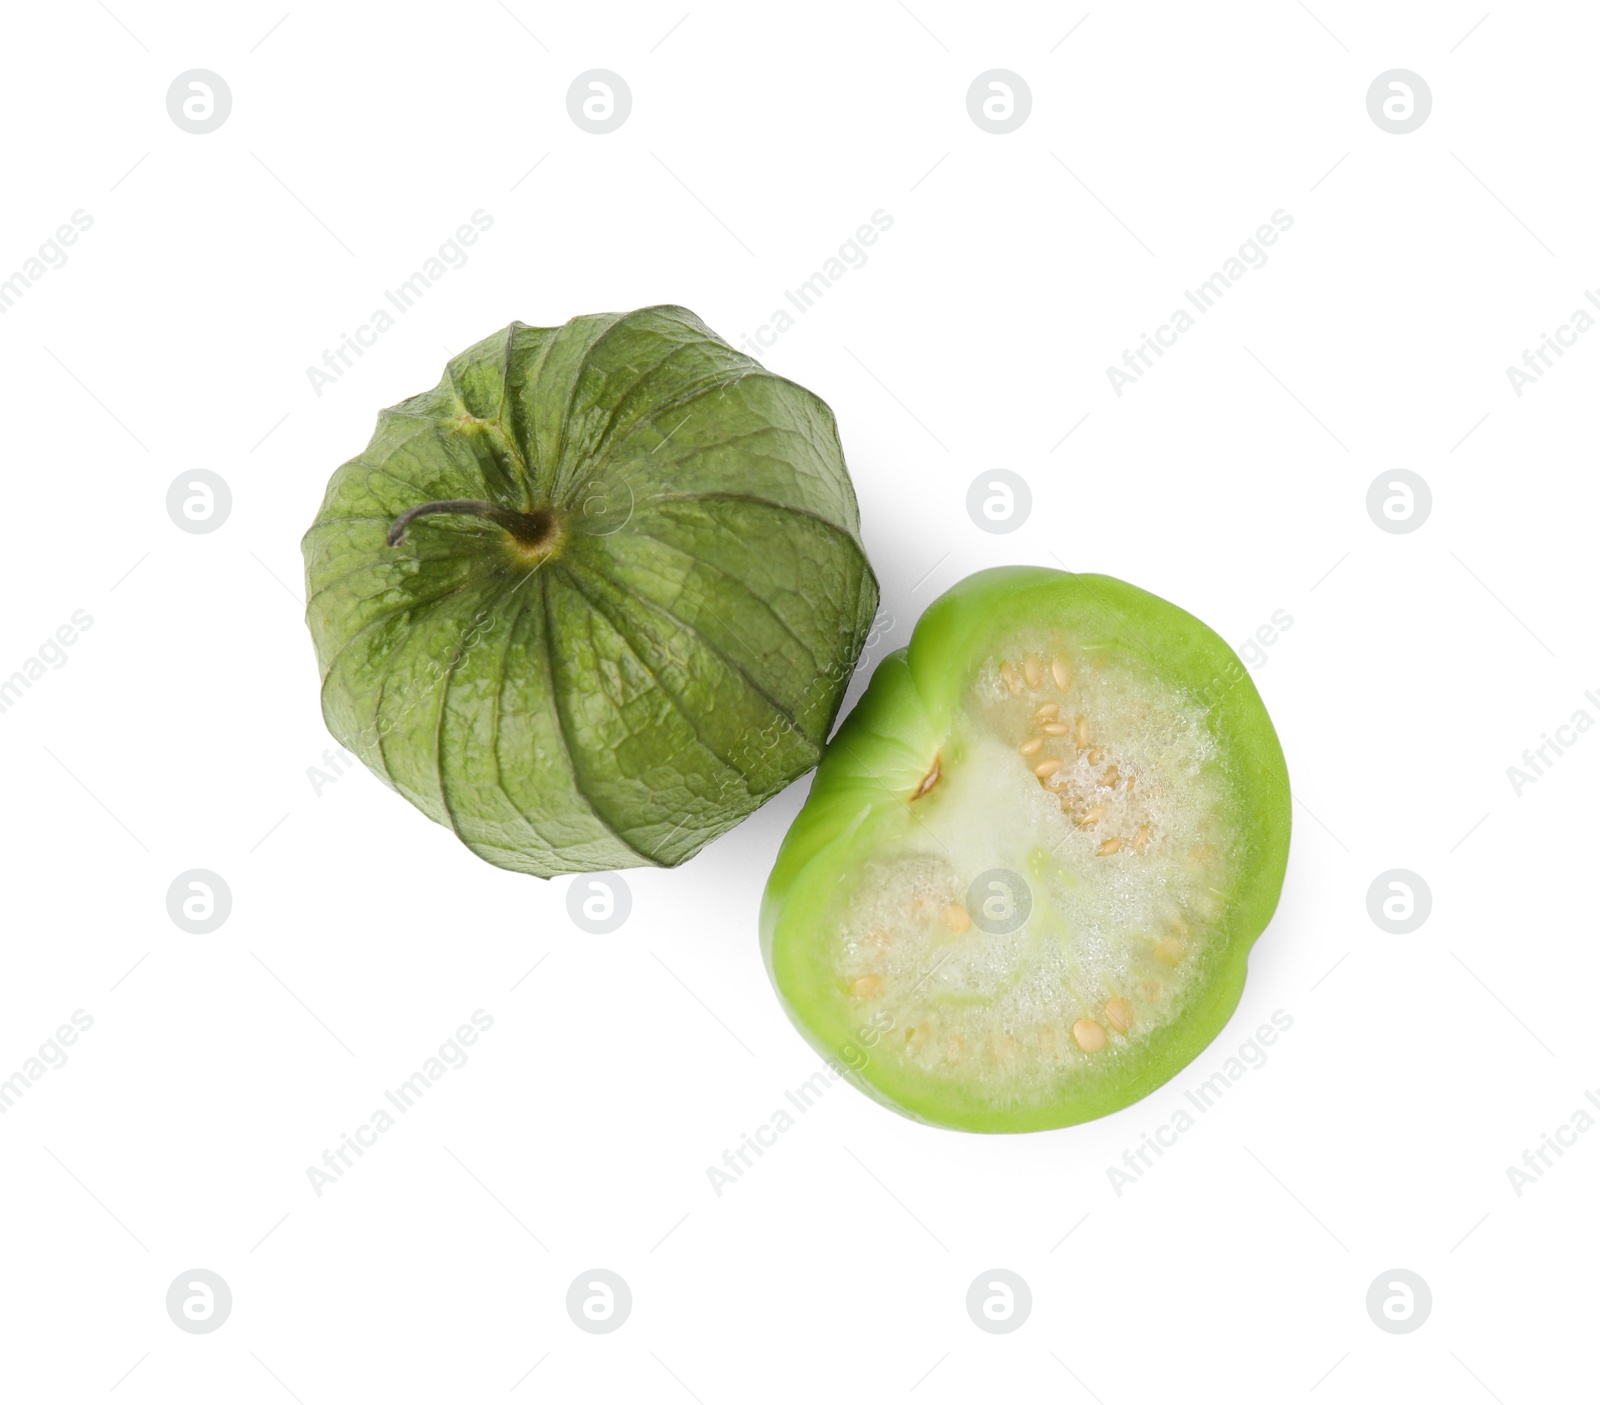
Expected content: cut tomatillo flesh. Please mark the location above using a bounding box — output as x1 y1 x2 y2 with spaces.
302 307 877 879
761 567 1290 1133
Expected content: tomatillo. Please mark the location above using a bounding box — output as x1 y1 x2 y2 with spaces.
303 307 878 878
760 566 1291 1133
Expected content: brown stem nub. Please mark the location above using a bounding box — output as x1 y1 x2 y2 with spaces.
387 500 556 548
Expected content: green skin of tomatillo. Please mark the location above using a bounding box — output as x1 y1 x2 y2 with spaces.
760 566 1292 1134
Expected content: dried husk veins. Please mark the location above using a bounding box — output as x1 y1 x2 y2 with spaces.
302 306 878 877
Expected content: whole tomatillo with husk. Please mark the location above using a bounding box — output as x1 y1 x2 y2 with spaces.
302 306 879 878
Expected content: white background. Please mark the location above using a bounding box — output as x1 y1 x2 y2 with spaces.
1 1 1595 1400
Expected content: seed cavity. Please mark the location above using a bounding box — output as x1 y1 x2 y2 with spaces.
1072 1018 1106 1053
833 631 1236 1091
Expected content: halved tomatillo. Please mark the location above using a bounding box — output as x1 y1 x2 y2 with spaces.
761 567 1291 1133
